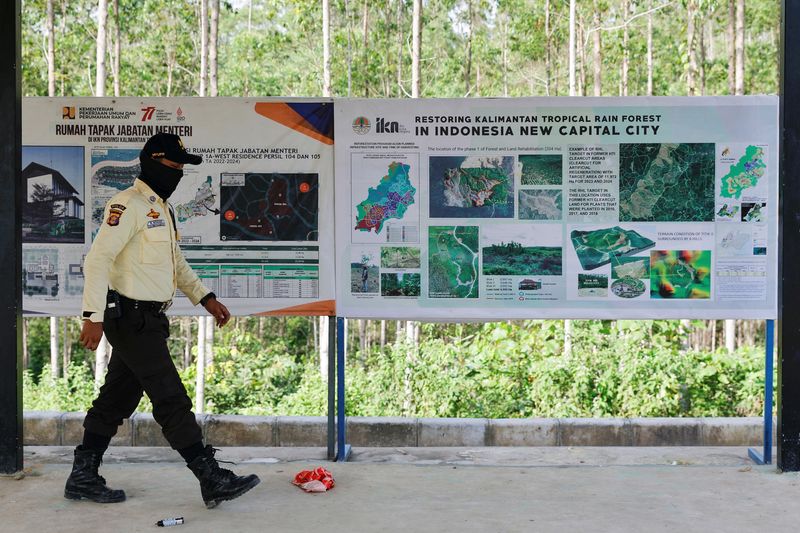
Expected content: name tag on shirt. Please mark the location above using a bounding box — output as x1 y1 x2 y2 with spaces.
147 219 166 229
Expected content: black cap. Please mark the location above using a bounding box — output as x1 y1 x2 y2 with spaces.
141 133 202 165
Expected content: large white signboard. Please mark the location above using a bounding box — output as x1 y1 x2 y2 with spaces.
23 97 335 317
335 97 779 320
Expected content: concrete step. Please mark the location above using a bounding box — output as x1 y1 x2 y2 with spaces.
23 412 775 447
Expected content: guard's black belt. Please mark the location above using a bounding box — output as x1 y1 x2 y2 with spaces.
117 292 172 313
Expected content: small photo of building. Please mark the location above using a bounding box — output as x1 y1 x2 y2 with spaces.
22 146 85 243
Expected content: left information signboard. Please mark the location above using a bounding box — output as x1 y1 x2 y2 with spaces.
22 98 335 317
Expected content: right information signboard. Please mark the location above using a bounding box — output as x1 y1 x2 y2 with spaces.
334 97 779 320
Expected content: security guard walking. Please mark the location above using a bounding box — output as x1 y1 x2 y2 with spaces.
66 133 260 508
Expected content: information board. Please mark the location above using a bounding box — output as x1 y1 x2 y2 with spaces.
22 97 335 316
334 97 778 320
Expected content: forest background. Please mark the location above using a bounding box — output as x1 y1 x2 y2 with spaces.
20 0 779 419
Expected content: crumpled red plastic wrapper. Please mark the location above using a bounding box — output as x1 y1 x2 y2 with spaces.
292 467 335 493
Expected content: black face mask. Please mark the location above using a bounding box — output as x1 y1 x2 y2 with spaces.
139 157 184 200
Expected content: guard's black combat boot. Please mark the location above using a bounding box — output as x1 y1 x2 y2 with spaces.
187 445 260 509
64 446 126 503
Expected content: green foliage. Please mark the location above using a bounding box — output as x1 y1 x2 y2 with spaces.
23 318 771 419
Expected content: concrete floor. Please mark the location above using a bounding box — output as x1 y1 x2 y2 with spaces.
1 447 798 533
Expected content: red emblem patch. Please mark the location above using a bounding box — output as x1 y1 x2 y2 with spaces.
146 209 160 219
107 207 124 226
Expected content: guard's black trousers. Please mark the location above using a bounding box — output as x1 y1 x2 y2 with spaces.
83 299 202 450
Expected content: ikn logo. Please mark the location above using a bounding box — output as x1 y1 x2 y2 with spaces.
141 106 156 121
375 117 399 133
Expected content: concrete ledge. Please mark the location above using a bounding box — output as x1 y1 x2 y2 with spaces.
419 418 487 447
276 416 328 447
21 412 775 447
488 418 559 446
206 415 275 447
348 417 416 447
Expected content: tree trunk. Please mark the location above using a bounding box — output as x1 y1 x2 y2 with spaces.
183 318 192 370
563 319 573 357
687 0 697 96
502 14 509 97
724 319 736 352
395 0 403 97
465 0 474 96
568 0 576 96
319 317 329 378
59 0 66 95
22 319 29 370
361 0 370 97
95 0 108 96
50 317 59 378
727 0 736 94
46 0 55 96
411 0 421 97
112 0 120 97
735 0 745 95
699 19 706 95
209 0 219 97
647 0 653 95
578 18 587 96
380 320 386 351
593 0 601 96
196 316 206 413
359 319 367 355
545 0 551 95
200 0 208 96
322 0 331 96
205 315 214 367
621 0 629 96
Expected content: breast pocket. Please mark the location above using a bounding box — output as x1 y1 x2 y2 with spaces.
141 227 172 264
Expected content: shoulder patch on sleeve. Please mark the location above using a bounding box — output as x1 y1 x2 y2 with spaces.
107 205 125 226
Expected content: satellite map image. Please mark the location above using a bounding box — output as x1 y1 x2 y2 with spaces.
429 156 514 218
619 143 715 222
518 189 562 220
90 148 141 234
220 172 318 241
428 225 479 298
570 226 656 271
354 162 415 234
519 154 563 185
610 255 650 279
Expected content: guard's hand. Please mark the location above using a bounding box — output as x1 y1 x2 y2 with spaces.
80 320 104 351
204 298 231 327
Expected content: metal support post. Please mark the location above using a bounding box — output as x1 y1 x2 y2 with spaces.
326 316 336 460
749 320 774 465
779 0 800 471
336 317 351 462
0 0 23 474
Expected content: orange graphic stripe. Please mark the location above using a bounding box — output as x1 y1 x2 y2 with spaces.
255 300 336 317
254 103 333 145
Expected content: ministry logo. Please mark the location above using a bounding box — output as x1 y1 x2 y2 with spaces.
352 116 371 135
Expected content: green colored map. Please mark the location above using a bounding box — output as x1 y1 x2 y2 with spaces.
570 226 656 271
721 145 766 199
619 143 715 222
428 226 479 298
650 250 711 299
355 162 415 234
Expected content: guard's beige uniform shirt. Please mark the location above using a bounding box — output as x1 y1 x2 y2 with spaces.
82 179 210 323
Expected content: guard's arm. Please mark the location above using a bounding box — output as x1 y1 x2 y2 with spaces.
81 199 139 323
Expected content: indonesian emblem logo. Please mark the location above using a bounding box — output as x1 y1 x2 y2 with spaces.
352 116 371 135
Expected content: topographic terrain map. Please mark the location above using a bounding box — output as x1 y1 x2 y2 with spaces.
220 172 318 241
720 145 766 199
428 226 479 298
571 226 655 271
354 162 415 234
619 143 715 222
